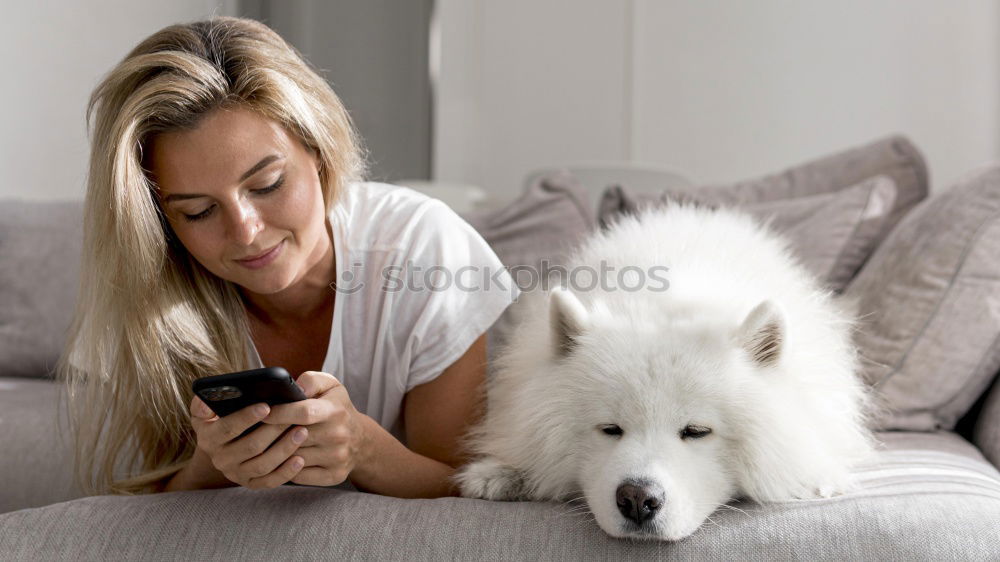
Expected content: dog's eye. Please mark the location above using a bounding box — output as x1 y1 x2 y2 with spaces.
680 425 712 440
599 424 623 437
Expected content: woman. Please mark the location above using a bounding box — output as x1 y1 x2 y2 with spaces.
57 16 516 498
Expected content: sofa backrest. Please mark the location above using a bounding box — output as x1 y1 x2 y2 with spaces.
0 199 83 379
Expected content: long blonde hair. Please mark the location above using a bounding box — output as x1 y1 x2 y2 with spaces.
57 16 366 495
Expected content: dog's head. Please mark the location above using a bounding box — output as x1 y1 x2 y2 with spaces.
548 287 787 541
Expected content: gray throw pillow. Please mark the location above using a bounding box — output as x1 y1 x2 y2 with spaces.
0 200 84 378
600 175 897 293
686 134 928 248
742 177 897 289
845 165 1000 431
461 171 595 358
598 135 928 291
598 135 928 292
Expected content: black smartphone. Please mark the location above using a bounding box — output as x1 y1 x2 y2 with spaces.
192 367 307 438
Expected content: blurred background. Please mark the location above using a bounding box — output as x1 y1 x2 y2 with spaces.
2 0 998 208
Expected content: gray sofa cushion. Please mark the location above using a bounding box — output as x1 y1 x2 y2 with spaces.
1 431 996 559
600 175 897 293
0 200 83 379
845 165 1000 432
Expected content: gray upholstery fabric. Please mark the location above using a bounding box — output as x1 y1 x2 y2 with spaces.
0 377 81 513
0 199 83 379
600 175 897 293
975 378 1000 468
1 431 997 560
460 171 594 359
845 165 1000 432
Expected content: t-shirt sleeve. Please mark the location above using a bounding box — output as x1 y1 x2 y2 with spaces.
393 199 520 393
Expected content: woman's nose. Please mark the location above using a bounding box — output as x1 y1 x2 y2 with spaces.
226 201 263 246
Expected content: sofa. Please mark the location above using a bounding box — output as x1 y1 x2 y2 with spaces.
1 135 999 560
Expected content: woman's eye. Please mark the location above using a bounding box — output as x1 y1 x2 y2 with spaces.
680 425 712 440
181 175 284 223
599 424 623 437
254 175 285 195
183 206 214 222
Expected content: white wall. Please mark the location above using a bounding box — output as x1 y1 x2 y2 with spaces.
435 0 1000 204
434 0 631 204
6 2 998 202
0 1 236 201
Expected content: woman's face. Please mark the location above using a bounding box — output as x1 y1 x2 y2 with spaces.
148 106 329 296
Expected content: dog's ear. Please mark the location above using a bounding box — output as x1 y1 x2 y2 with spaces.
549 287 588 358
734 300 785 368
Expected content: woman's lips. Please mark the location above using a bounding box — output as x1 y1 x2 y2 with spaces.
236 239 284 269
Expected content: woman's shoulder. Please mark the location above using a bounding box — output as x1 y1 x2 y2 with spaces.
334 181 459 252
337 181 439 216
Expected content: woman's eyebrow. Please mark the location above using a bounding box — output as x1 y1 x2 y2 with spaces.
162 154 284 204
239 154 283 182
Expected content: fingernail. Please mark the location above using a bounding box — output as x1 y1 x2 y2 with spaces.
292 428 307 444
291 457 304 470
255 404 269 417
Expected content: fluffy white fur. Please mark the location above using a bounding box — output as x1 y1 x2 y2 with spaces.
454 203 877 541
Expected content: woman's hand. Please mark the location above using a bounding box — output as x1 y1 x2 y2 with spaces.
260 371 372 487
189 395 308 489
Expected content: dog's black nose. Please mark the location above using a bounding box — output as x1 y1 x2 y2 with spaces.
616 480 664 525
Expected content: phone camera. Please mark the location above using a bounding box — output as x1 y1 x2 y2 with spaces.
200 386 242 401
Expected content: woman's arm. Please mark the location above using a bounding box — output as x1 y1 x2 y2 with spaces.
346 334 488 497
163 334 488 496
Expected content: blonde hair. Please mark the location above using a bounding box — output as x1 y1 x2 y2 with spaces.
56 16 366 495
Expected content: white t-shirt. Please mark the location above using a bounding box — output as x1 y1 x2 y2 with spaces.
245 181 519 447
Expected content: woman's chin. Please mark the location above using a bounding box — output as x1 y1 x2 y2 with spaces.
234 270 295 296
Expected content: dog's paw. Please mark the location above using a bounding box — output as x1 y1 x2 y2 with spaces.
454 458 528 501
814 482 842 498
786 485 841 501
779 480 839 501
815 473 857 498
797 476 853 500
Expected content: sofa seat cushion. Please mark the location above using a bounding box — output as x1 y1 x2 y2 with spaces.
2 431 996 559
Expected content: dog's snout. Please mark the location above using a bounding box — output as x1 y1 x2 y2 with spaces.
615 479 664 525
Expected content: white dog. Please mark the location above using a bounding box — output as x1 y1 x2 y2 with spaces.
454 202 876 541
